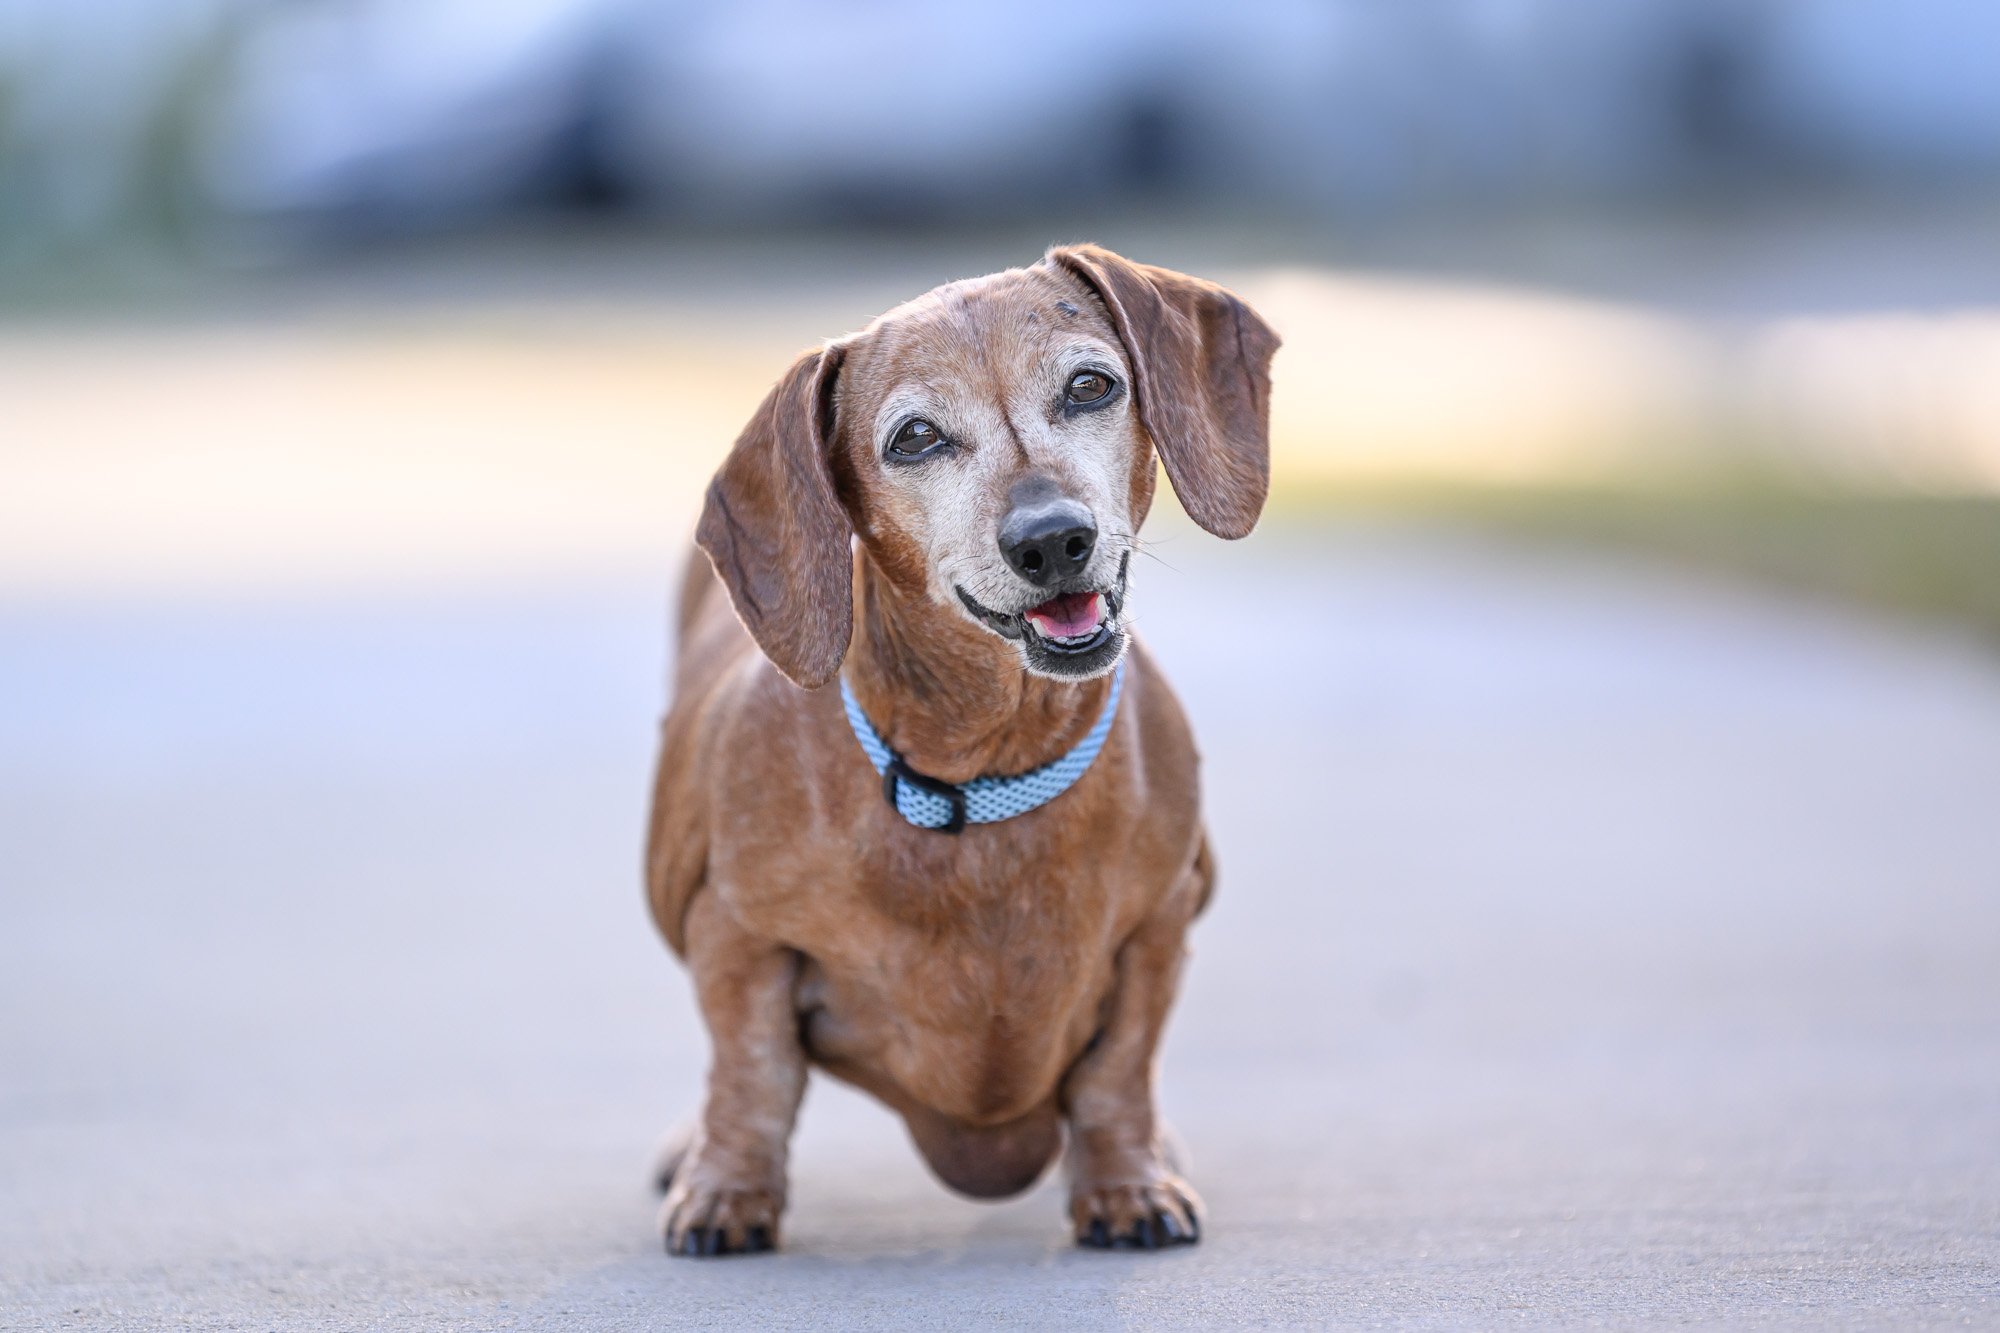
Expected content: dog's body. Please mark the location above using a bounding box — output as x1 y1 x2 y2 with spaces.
645 246 1277 1255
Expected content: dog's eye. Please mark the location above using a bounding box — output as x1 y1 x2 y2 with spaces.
1066 371 1113 406
887 418 944 458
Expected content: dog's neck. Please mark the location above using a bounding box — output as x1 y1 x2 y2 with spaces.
842 554 1115 785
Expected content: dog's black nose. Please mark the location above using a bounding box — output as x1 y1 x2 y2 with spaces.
999 490 1096 588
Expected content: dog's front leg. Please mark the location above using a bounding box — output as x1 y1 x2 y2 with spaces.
659 889 805 1258
1061 896 1204 1250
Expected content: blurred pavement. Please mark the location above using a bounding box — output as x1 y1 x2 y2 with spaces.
3 521 1997 1329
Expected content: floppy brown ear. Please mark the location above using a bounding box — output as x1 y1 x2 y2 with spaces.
1048 244 1279 540
695 344 852 689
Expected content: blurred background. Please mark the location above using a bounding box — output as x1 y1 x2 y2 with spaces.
5 2 1999 1328
6 0 2000 614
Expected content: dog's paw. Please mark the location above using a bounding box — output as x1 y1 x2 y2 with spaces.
659 1181 782 1258
1070 1176 1202 1251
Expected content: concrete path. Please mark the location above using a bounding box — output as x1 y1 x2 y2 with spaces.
4 523 1997 1329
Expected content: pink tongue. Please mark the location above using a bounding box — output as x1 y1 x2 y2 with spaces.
1025 591 1104 639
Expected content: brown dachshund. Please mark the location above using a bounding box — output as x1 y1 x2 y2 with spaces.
644 244 1279 1256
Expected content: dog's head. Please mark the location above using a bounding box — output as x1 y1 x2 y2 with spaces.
696 244 1280 689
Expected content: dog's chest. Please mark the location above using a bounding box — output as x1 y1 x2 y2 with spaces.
784 844 1130 1114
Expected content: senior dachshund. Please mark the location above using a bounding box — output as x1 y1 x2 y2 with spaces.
645 244 1279 1256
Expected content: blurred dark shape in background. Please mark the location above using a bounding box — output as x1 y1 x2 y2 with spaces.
6 0 2000 256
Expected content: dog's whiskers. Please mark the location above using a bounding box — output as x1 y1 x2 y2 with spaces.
1105 528 1178 575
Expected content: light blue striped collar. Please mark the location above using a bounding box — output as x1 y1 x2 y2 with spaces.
838 663 1125 834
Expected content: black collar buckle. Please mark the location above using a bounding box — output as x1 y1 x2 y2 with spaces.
883 756 967 834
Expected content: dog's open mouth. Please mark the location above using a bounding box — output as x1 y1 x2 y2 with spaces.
954 554 1128 677
1024 590 1109 653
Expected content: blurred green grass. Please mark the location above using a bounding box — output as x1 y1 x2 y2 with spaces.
1278 479 2000 644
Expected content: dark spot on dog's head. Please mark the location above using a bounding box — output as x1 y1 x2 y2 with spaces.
1056 301 1078 318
